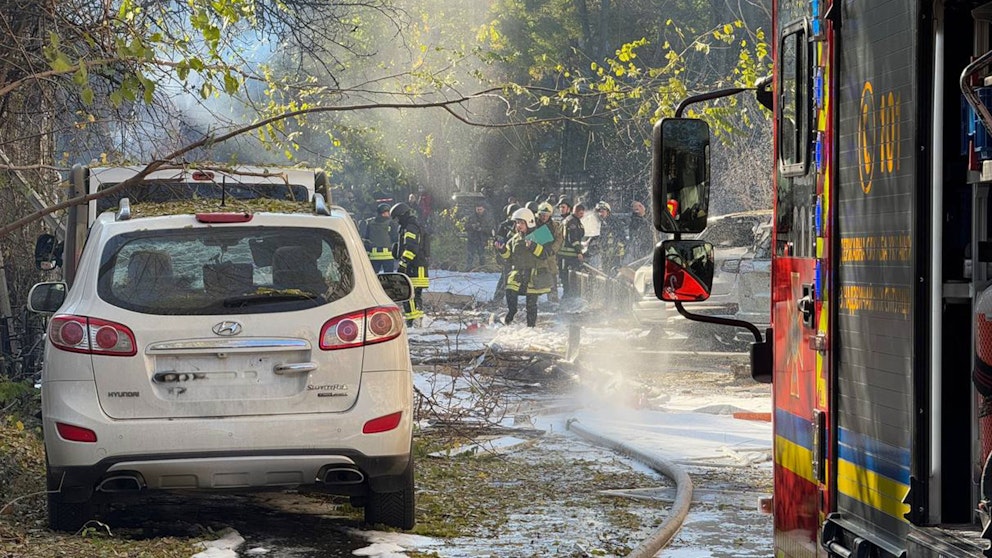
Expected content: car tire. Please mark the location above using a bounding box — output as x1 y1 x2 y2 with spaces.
363 458 415 530
46 460 96 533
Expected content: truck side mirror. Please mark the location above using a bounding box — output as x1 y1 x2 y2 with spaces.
34 233 63 271
378 272 413 303
755 74 773 112
652 239 715 302
651 117 711 234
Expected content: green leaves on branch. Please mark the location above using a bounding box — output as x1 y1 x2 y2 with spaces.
546 18 770 140
38 1 258 111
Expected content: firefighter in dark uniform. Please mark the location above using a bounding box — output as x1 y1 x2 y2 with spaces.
360 203 398 273
558 202 586 298
389 202 429 325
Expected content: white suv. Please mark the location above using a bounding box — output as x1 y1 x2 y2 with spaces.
29 194 416 531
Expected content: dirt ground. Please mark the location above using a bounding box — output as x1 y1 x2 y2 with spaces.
0 346 772 558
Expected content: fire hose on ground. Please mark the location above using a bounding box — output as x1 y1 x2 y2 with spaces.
562 264 694 555
566 417 694 558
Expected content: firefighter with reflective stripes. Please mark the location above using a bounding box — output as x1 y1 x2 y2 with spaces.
494 207 551 327
535 202 563 302
360 203 398 273
389 202 429 325
558 203 586 298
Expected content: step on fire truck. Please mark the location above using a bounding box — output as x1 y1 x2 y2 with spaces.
651 1 992 556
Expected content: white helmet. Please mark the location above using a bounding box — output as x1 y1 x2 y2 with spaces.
510 207 536 228
595 201 612 213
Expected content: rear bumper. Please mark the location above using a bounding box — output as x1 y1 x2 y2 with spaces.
632 298 669 325
48 450 411 503
42 370 413 500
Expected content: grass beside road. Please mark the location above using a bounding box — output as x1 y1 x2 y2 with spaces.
1 403 665 558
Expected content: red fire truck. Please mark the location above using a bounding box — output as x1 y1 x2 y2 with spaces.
652 1 992 556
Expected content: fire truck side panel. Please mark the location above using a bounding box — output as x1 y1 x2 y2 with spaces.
772 258 821 557
771 2 825 555
832 0 919 550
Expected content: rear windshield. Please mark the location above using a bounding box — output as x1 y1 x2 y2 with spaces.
98 227 353 315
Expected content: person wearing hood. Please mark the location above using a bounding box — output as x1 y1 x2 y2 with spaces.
494 207 552 327
390 202 430 326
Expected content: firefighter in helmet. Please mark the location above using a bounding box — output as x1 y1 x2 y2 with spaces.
535 201 563 302
494 207 551 327
389 202 429 325
359 203 398 273
491 203 520 302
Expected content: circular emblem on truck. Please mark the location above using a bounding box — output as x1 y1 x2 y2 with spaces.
212 321 243 336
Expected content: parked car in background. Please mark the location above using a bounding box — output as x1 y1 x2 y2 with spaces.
733 223 772 327
689 210 772 318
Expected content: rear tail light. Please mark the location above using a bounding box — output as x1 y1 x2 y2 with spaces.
320 306 403 350
363 411 403 434
56 422 98 443
49 315 137 356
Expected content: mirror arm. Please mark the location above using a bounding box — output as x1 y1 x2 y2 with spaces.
675 86 755 118
673 301 763 343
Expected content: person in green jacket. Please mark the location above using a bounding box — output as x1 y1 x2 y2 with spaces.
494 207 552 327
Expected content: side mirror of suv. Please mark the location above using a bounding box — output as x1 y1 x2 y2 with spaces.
378 273 413 302
27 281 67 314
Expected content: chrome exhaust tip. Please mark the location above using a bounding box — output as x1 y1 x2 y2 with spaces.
319 466 365 485
96 474 145 493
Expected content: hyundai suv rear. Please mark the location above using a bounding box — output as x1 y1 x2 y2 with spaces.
31 197 416 531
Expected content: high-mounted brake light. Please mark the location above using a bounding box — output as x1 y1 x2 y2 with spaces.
191 170 215 181
196 212 252 223
49 315 137 356
320 306 403 350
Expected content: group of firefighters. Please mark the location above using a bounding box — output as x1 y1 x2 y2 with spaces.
357 195 655 328
357 202 429 326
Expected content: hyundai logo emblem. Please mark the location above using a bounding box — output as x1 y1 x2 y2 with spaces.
212 321 243 336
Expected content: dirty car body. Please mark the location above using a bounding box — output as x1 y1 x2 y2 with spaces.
36 168 416 532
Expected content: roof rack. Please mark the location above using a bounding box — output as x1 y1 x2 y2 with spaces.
313 193 331 216
116 198 132 221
